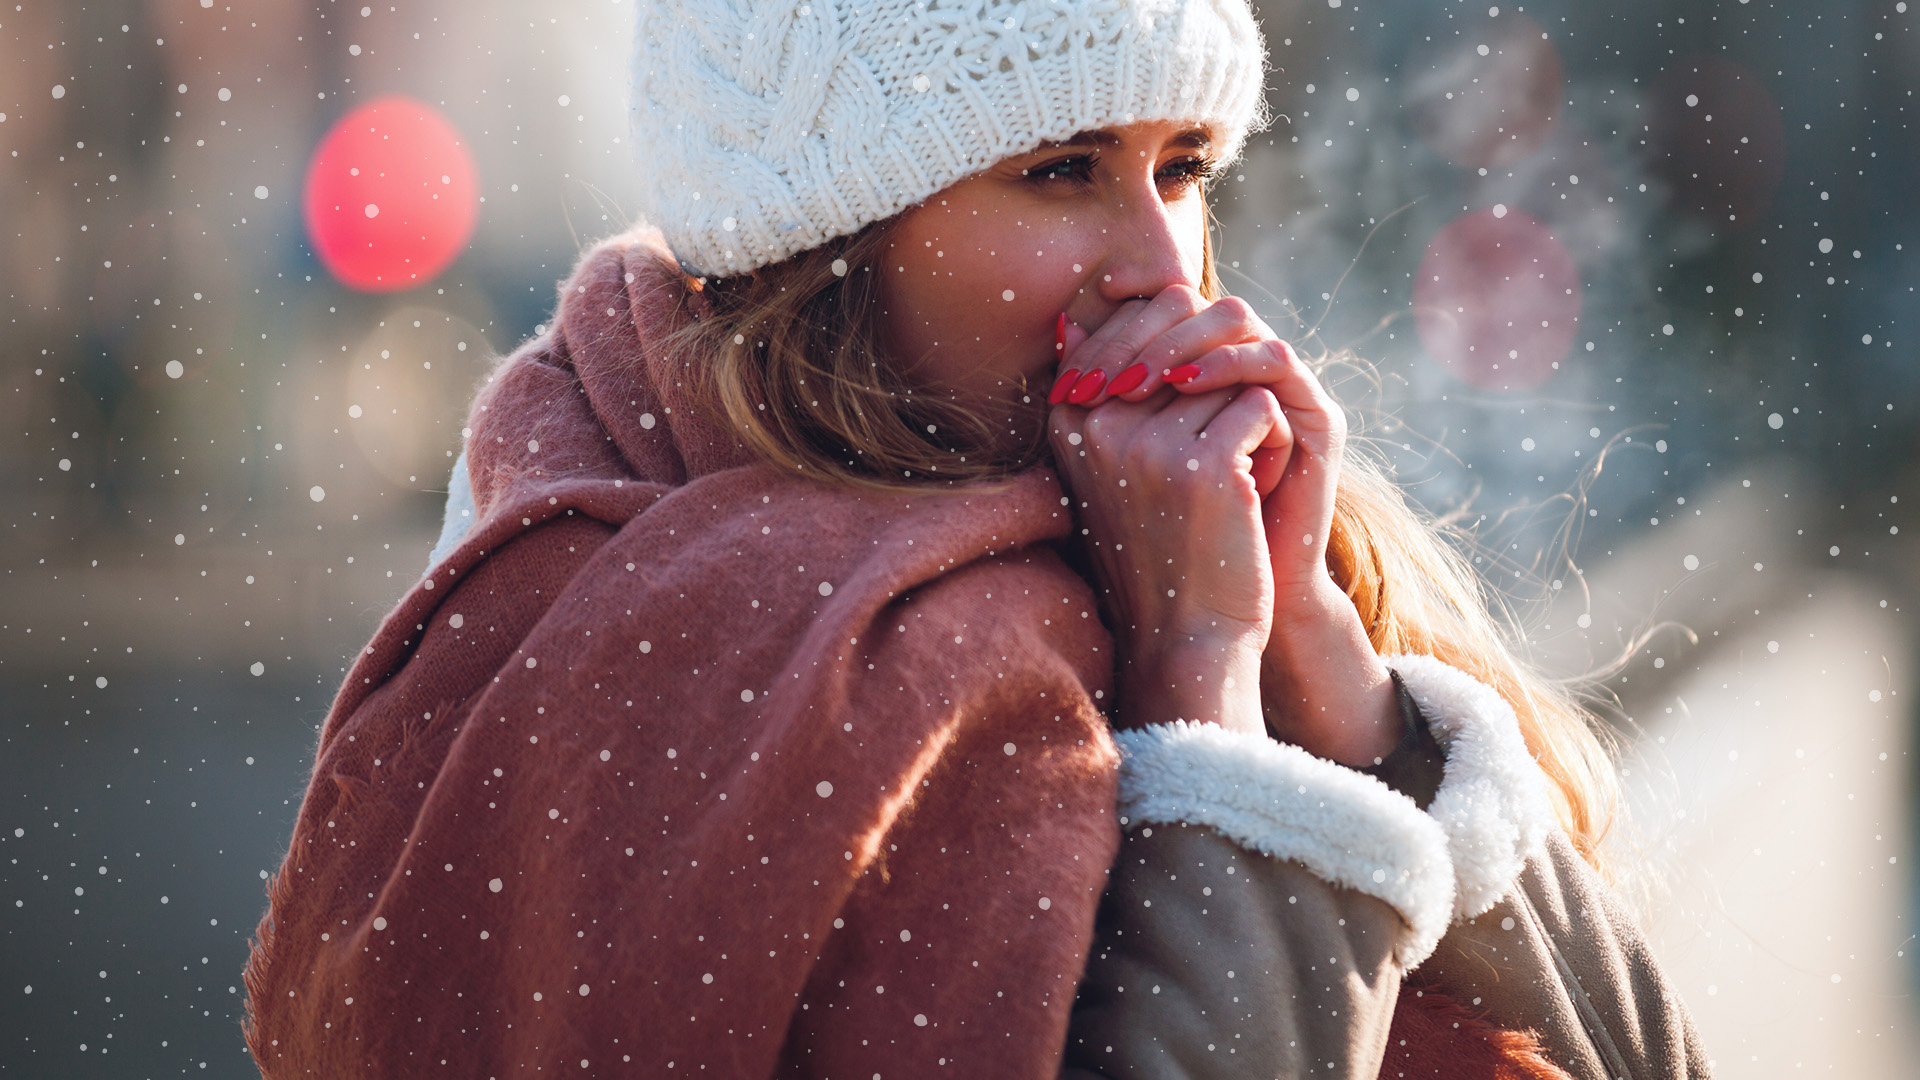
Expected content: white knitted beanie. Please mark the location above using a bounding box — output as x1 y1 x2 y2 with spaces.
630 0 1269 277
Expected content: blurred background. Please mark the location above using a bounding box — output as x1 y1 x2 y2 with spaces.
0 0 1914 1074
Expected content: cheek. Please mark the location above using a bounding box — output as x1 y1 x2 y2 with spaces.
939 223 1088 323
895 229 1074 336
882 200 1102 391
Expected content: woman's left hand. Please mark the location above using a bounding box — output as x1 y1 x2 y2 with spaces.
1056 292 1401 766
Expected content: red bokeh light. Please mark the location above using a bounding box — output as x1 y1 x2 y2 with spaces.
1413 207 1580 391
303 95 478 292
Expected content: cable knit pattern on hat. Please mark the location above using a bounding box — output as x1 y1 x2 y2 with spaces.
630 0 1269 276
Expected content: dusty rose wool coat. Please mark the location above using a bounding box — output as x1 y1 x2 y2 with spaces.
244 229 1126 1075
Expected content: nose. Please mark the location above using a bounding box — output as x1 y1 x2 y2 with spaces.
1092 176 1204 305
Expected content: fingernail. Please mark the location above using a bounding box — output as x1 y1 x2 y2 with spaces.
1048 369 1081 405
1108 363 1149 395
1166 363 1202 385
1067 368 1108 404
1055 311 1068 354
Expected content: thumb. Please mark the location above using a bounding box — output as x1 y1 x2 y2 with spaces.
1250 445 1291 501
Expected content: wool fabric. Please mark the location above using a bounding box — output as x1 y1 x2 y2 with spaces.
242 227 1124 1077
629 0 1270 276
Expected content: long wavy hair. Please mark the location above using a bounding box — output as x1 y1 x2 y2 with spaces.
655 203 1618 868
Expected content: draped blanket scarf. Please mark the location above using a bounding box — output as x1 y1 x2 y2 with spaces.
243 229 1123 1076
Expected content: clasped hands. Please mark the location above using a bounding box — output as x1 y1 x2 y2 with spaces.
1047 286 1400 768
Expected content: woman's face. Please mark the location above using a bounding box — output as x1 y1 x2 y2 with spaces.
877 119 1220 406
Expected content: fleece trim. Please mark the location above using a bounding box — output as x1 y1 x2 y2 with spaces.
1385 654 1555 922
1113 721 1455 968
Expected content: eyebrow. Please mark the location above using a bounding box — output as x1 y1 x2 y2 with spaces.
1028 126 1215 153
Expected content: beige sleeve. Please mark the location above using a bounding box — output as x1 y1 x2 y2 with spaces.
1056 653 1703 1080
1412 829 1714 1080
1379 654 1712 1079
1054 718 1461 1080
1060 821 1412 1079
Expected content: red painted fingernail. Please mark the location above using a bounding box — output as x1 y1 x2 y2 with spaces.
1108 363 1149 395
1048 369 1081 404
1067 368 1108 404
1054 311 1068 354
1166 363 1202 385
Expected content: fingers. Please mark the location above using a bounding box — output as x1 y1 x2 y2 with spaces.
1052 299 1142 403
1129 383 1248 445
1132 295 1264 388
1105 386 1300 511
1082 287 1209 376
1067 386 1288 494
1055 287 1208 405
1047 399 1089 463
1195 385 1292 464
1046 318 1096 403
1055 292 1287 409
1164 336 1305 399
1249 445 1290 501
1165 338 1344 455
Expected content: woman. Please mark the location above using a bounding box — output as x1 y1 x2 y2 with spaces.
244 0 1709 1075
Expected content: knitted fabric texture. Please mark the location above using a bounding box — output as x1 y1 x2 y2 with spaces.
629 0 1269 276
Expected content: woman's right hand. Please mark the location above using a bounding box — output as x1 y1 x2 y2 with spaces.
1048 302 1289 738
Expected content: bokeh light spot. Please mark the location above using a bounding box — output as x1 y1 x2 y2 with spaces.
303 95 478 292
1413 207 1580 391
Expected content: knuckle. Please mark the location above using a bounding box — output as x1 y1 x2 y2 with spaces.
1160 283 1204 309
1100 341 1143 369
1214 295 1255 323
1197 343 1235 371
1172 286 1208 316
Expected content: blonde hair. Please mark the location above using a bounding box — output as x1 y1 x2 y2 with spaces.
661 204 1616 866
1328 457 1618 868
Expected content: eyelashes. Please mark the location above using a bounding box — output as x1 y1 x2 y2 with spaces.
1162 156 1222 187
1024 153 1220 190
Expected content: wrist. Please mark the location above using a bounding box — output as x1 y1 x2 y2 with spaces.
1260 588 1401 766
1116 635 1266 738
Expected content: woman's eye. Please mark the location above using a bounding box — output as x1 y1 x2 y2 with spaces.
1158 157 1219 189
1024 153 1216 188
1029 154 1098 183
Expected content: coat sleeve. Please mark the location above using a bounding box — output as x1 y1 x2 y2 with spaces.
1058 712 1459 1079
1059 654 1653 1080
1384 655 1711 1080
1408 831 1712 1080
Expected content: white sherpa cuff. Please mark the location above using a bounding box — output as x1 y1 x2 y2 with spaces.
1114 721 1455 968
1385 654 1556 921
